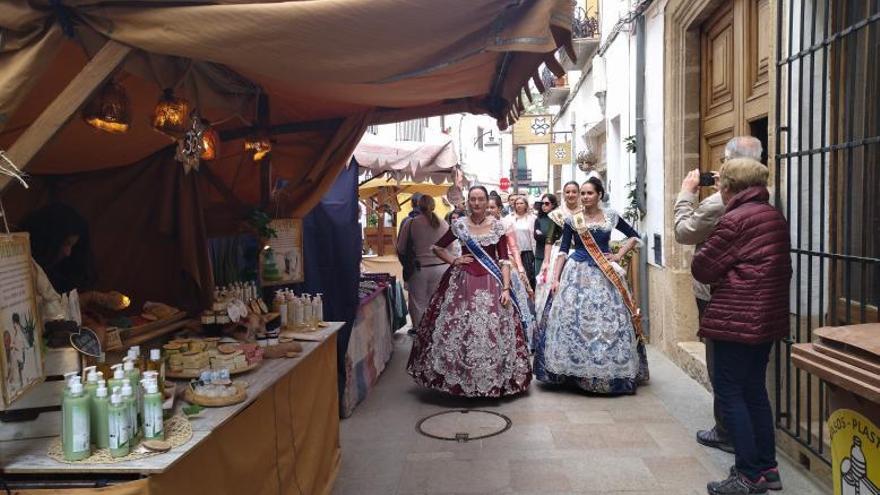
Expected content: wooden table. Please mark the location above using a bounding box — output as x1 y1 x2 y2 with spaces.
0 323 343 494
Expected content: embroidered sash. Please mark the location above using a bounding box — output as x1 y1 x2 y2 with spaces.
460 234 530 328
572 219 644 341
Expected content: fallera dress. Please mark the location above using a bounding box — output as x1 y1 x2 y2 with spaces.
533 209 649 394
406 217 532 398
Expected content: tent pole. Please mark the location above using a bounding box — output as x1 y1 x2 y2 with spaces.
0 40 132 192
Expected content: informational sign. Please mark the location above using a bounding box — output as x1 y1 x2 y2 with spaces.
512 115 552 145
260 219 304 286
0 233 45 407
829 408 880 495
549 142 572 166
499 178 511 191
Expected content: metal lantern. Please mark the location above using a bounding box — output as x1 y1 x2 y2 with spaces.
244 134 272 161
82 81 130 134
151 88 190 137
200 121 220 161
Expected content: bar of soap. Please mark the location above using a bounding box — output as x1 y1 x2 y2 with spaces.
286 351 301 358
143 440 172 452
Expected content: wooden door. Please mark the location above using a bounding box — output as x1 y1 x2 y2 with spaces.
700 0 771 173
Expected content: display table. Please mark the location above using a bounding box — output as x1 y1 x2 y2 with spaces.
0 323 343 495
342 287 395 417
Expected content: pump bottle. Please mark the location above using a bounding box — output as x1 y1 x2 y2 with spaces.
121 382 139 442
92 384 110 449
108 392 130 458
141 377 164 440
62 377 91 460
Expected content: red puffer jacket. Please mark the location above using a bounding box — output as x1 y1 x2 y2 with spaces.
692 186 792 344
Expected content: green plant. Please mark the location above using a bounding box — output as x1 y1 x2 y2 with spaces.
623 181 642 225
248 209 277 240
624 135 638 154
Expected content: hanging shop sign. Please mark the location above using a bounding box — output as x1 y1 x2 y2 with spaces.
260 219 304 286
0 233 46 408
512 115 552 145
549 142 572 166
829 408 880 495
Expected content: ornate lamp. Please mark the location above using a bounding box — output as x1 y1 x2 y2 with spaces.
151 88 190 137
82 81 130 133
200 121 220 161
244 133 272 162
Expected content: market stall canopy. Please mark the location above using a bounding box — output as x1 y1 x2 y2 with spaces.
354 132 458 184
0 1 575 207
0 0 573 310
358 176 453 201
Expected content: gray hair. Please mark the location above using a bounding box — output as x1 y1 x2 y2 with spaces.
724 136 763 161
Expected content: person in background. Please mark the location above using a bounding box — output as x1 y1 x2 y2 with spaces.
396 195 449 331
488 195 536 342
674 135 764 455
506 193 518 217
693 158 790 495
533 181 582 342
533 193 558 276
444 209 466 258
509 196 538 289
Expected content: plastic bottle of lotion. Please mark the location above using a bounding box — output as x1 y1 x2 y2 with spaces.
123 358 142 430
121 382 139 442
62 378 91 460
107 392 130 458
108 364 127 393
141 379 164 440
146 349 165 393
92 384 110 449
83 366 101 445
314 293 324 323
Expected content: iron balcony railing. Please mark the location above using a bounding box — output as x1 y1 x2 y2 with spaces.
572 6 600 39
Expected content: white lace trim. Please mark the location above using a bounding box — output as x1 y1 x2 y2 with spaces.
452 217 506 246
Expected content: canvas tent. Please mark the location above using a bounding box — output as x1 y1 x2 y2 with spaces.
0 0 573 310
354 131 459 184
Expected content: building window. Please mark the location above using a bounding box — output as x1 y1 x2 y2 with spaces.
395 119 427 141
366 125 379 135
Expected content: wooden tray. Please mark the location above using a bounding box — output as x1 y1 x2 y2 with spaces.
165 360 261 380
183 383 246 407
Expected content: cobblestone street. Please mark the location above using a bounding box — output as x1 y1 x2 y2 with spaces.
333 333 828 495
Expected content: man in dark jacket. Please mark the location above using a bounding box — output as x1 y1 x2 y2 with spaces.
693 158 791 495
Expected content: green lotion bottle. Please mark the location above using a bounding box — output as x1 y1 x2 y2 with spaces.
123 358 142 431
121 382 139 443
83 366 101 446
92 384 110 449
62 378 91 461
141 378 164 440
108 392 130 458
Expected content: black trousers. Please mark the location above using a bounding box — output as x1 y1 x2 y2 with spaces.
697 298 727 437
520 250 536 290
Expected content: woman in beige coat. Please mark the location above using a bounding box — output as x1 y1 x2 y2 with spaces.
397 195 449 329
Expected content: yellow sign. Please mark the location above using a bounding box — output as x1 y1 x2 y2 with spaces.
829 408 880 495
512 115 552 145
549 142 571 165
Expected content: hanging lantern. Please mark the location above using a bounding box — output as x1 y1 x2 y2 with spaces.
175 113 207 174
200 121 220 160
151 88 190 137
244 133 272 161
82 81 130 133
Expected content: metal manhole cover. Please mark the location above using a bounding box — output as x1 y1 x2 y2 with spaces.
416 409 511 442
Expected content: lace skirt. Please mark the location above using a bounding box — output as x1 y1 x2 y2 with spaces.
533 258 649 395
407 266 532 398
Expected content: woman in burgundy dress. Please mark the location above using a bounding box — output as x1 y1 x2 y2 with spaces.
407 186 532 398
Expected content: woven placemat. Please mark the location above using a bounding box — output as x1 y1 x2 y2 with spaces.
48 414 193 464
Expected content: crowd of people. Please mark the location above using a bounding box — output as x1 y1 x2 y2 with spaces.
395 135 791 495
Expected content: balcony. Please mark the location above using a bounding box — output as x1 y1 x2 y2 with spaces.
560 6 600 70
541 68 569 106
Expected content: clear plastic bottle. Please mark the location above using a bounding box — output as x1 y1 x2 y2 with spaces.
293 296 304 330
62 378 91 460
301 294 313 330
146 349 165 394
314 293 324 324
108 392 130 458
108 364 127 394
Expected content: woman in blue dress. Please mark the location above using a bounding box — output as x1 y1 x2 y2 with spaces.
533 177 649 394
